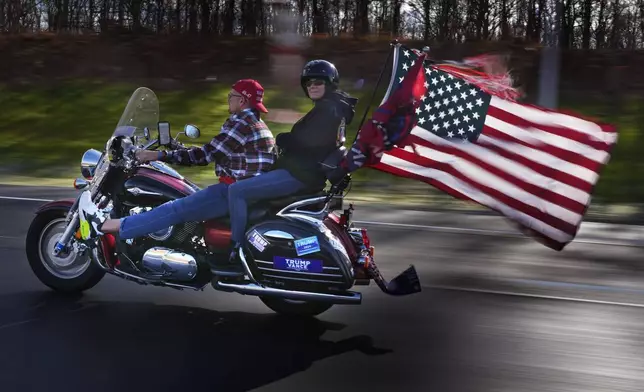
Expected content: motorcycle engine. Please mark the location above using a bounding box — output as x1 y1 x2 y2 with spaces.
127 207 198 245
121 206 204 281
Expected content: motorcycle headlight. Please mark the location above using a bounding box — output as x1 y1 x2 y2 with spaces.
80 148 102 180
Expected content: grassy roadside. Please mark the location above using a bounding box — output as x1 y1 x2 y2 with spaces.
1 79 644 221
0 77 427 189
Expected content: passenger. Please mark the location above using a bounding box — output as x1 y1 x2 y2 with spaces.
216 59 358 276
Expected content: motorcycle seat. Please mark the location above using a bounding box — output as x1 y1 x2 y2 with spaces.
203 190 328 228
255 190 327 210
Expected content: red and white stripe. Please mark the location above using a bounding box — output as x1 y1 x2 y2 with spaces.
374 96 618 250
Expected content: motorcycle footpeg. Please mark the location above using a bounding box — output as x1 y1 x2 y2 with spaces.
383 265 422 296
209 264 245 278
211 269 245 278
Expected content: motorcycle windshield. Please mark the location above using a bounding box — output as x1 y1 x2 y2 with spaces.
112 87 160 139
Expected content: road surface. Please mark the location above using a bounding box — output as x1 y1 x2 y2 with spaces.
1 184 644 392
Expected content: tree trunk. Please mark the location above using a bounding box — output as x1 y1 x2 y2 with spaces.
200 0 210 34
424 0 431 41
581 0 592 48
188 0 197 34
223 0 234 35
500 0 509 40
392 0 402 36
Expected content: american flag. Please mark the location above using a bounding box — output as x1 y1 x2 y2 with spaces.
357 44 618 251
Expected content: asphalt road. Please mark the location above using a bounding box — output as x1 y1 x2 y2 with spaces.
1 184 644 392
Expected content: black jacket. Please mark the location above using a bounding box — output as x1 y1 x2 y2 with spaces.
274 90 358 190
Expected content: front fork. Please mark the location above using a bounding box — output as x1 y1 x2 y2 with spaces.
52 197 81 257
52 192 109 257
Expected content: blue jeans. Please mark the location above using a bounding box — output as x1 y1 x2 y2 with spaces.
228 169 306 244
119 183 230 239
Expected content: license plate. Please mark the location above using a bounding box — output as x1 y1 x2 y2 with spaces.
273 256 324 273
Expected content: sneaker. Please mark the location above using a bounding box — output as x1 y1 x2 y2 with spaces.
77 190 108 241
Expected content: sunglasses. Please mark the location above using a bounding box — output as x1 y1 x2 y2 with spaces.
306 80 326 88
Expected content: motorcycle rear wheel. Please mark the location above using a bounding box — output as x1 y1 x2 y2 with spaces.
26 210 105 293
259 296 334 317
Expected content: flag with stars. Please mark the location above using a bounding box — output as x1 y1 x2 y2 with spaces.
353 43 618 251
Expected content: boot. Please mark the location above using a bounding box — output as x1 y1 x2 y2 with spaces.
209 243 245 278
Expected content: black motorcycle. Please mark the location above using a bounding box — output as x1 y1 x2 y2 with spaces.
25 87 421 317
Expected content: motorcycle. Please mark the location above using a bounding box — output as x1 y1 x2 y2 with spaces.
25 87 421 317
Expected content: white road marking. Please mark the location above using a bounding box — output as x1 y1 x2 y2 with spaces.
2 192 643 307
354 220 521 237
427 284 644 308
0 195 55 202
354 220 644 247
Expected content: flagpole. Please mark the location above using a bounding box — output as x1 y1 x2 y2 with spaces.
351 39 399 143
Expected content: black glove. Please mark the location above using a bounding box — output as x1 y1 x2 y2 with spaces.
327 166 349 187
276 133 292 150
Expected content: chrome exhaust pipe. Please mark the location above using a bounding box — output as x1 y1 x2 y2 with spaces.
213 281 362 304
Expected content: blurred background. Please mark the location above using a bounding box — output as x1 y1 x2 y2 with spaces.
3 3 644 391
0 0 644 219
1 0 642 222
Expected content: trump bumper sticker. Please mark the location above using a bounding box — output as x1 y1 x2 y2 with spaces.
273 256 324 273
249 230 269 252
294 236 320 256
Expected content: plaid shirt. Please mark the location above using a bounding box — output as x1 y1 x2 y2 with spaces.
163 109 277 180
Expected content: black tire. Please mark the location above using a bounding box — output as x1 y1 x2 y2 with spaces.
25 209 105 293
259 296 334 317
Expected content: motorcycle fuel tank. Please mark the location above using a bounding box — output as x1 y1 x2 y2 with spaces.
243 217 355 292
122 167 196 206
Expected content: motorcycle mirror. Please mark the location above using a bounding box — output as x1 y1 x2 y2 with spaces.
184 124 201 139
73 177 89 190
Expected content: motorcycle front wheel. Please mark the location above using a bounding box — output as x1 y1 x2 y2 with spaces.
259 296 334 317
25 209 105 293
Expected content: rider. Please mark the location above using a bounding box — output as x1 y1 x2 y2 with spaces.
215 59 358 275
76 79 277 271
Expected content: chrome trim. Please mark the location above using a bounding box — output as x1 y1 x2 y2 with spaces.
89 155 110 198
89 247 205 291
126 187 163 197
40 218 92 279
144 161 184 180
184 124 201 139
263 230 295 240
73 178 89 190
238 248 258 284
259 268 344 279
142 138 158 150
276 196 330 220
115 267 204 291
147 227 173 241
141 247 198 281
213 281 362 304
81 149 102 179
261 273 343 285
52 211 79 257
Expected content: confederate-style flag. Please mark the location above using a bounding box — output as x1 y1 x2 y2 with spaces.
345 43 618 251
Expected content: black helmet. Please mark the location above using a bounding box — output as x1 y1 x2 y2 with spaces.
301 60 339 97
